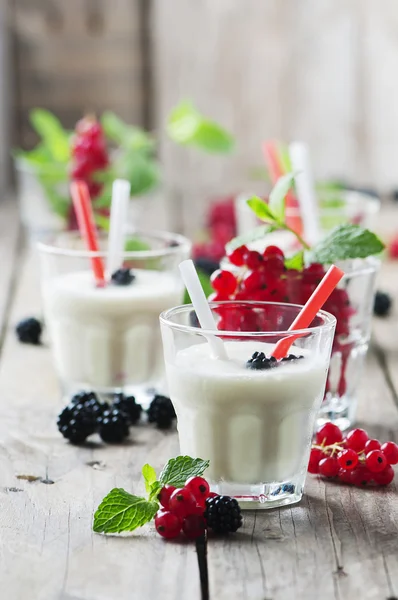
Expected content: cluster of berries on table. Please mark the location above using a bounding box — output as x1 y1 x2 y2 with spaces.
155 476 242 540
308 422 398 486
71 116 109 200
57 391 176 445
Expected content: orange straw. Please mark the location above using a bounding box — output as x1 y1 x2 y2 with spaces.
70 180 106 287
272 265 344 360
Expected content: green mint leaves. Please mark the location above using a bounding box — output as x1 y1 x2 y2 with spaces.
29 108 71 163
167 100 234 153
93 455 209 535
159 457 210 488
310 223 384 263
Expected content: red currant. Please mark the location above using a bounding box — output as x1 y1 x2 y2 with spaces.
185 476 210 505
364 439 381 453
155 510 182 539
262 245 284 259
243 250 264 270
182 514 206 539
303 263 325 284
227 245 248 267
209 292 230 303
373 464 395 486
337 449 358 470
365 450 388 473
346 428 369 452
241 270 267 293
315 422 343 446
350 465 372 487
207 492 218 499
338 469 353 484
211 270 237 295
158 485 176 510
318 457 339 478
168 488 197 518
381 441 398 465
262 254 285 275
308 448 323 474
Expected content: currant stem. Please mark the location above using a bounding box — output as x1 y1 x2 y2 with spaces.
282 223 311 250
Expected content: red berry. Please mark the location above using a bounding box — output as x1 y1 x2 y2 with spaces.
155 510 182 539
346 428 369 452
241 270 267 293
158 485 176 510
262 254 285 275
381 441 398 465
168 488 197 518
373 464 395 486
364 439 381 453
318 457 339 478
211 270 237 295
350 465 373 487
308 448 323 474
227 245 248 267
209 292 230 302
185 476 210 505
182 514 206 540
262 245 284 259
337 449 358 470
207 492 218 499
365 449 388 473
316 422 343 446
338 469 353 484
244 250 264 270
303 263 325 283
389 237 398 259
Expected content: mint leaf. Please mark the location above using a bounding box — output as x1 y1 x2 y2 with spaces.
167 100 234 154
311 224 385 264
93 489 158 534
247 196 276 223
159 456 209 488
284 251 304 271
142 464 157 494
125 237 151 252
30 109 70 163
101 111 155 152
148 482 162 502
226 224 277 252
183 268 212 303
268 172 295 222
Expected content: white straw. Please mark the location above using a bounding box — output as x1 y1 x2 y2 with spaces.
289 142 320 244
179 260 228 360
107 179 131 275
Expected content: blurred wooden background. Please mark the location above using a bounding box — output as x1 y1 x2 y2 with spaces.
2 0 398 232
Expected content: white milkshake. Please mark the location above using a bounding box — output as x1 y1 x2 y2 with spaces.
166 340 328 494
43 269 183 394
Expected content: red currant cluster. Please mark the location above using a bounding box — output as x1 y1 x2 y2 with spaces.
308 422 398 486
155 476 215 540
71 117 109 199
192 197 236 263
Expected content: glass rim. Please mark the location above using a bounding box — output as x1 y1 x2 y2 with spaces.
160 300 337 338
37 229 192 259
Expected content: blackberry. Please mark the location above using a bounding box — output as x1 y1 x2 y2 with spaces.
281 354 304 362
374 291 392 317
147 395 176 429
204 495 242 534
113 393 142 424
16 317 42 345
111 268 135 286
246 352 276 370
71 391 107 420
98 408 130 443
57 402 97 445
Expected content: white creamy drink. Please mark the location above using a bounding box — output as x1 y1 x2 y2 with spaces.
166 341 328 488
43 269 183 394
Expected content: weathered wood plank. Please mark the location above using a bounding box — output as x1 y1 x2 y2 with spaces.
0 199 21 342
0 247 200 599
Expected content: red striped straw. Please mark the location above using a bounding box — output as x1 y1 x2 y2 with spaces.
70 180 106 287
272 265 344 360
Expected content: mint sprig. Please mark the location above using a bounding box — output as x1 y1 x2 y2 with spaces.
310 223 384 263
93 455 209 535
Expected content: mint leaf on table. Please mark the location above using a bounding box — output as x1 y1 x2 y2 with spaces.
284 250 304 271
159 456 210 488
93 489 158 534
268 171 296 222
167 100 234 154
310 224 385 264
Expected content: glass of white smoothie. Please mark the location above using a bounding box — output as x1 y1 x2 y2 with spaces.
160 301 336 508
38 229 191 402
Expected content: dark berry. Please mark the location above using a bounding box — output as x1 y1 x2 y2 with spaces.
185 476 210 506
182 514 206 540
315 422 343 446
158 485 176 510
16 317 42 345
111 268 135 286
168 488 197 518
98 408 130 443
147 395 176 430
155 510 181 539
381 441 398 465
205 495 242 534
337 449 358 470
373 291 392 317
112 393 142 424
365 449 388 473
281 354 304 362
57 402 97 445
346 428 368 452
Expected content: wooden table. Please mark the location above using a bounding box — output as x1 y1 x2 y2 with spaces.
1 200 398 600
